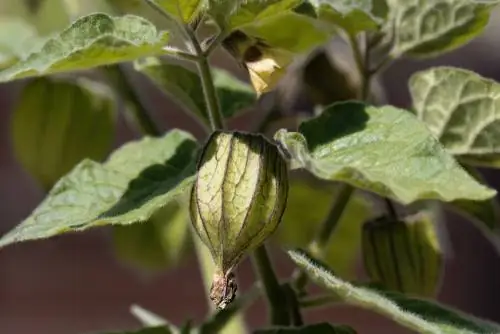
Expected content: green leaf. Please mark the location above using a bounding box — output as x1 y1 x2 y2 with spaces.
289 249 500 334
113 200 192 272
410 67 500 167
275 178 372 279
0 13 169 82
254 323 357 333
309 0 389 35
0 17 43 69
102 327 173 334
448 165 500 232
134 57 256 127
388 0 493 58
238 11 333 53
11 77 115 191
274 101 496 204
227 0 303 30
151 0 204 23
0 130 198 248
130 305 170 328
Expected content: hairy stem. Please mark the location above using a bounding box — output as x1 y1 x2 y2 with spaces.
293 184 355 293
104 65 160 136
252 245 290 326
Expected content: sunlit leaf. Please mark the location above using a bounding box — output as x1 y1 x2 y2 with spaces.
388 0 494 58
0 130 198 248
289 249 500 334
11 77 115 190
275 101 496 204
0 13 169 82
151 0 204 23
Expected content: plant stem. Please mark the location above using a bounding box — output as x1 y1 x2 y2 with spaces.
252 245 290 326
299 293 341 309
186 27 226 130
104 65 160 136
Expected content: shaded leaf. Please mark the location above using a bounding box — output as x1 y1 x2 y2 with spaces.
227 0 303 30
254 322 357 333
289 249 500 334
134 57 256 126
410 67 500 166
275 178 372 279
151 0 204 23
113 201 191 272
0 130 198 248
0 13 169 82
309 0 388 35
274 101 496 204
388 0 493 58
12 77 115 191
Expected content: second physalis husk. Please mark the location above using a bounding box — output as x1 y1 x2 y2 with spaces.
190 130 289 309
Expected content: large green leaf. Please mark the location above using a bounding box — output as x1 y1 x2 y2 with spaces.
388 0 493 58
134 57 256 127
309 0 389 35
275 178 372 279
11 77 115 191
289 249 500 334
410 67 500 230
274 101 496 204
254 323 357 333
0 13 169 82
410 67 500 166
151 0 204 23
0 130 198 248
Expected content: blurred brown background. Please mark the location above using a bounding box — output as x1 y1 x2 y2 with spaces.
2 4 500 334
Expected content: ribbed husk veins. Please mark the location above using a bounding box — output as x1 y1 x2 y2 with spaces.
362 213 443 297
190 130 289 308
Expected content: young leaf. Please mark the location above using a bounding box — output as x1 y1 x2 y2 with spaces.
274 101 496 204
11 77 115 191
254 323 357 333
388 0 494 58
134 57 256 127
309 0 388 35
410 67 500 167
275 178 372 279
113 201 192 272
289 249 500 334
0 130 198 248
0 13 169 82
227 0 303 29
151 0 204 23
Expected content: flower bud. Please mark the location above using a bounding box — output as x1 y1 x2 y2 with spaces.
362 213 443 297
190 130 289 308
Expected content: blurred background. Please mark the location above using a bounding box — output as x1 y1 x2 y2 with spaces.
2 2 500 334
